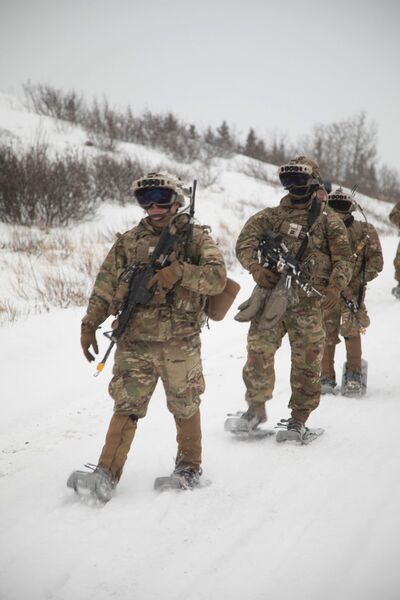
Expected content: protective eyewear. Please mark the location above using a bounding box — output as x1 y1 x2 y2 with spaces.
135 187 177 207
279 172 312 188
328 197 353 212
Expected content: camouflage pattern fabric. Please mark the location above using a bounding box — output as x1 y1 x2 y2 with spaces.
84 218 227 340
109 335 204 419
394 241 400 282
389 202 400 282
323 219 382 345
389 201 400 228
243 297 325 415
236 194 353 293
236 193 352 420
83 216 226 418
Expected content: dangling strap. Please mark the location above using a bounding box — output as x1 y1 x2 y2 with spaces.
295 195 322 262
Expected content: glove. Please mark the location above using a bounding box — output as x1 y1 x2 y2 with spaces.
322 286 340 310
342 286 354 301
147 260 183 290
250 264 280 289
80 322 99 362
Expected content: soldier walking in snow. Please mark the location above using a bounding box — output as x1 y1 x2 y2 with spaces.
68 172 227 501
229 157 352 442
321 188 383 396
389 200 400 299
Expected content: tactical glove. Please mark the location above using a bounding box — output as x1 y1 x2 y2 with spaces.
342 286 354 301
81 322 99 362
322 286 340 310
147 260 183 290
250 264 280 289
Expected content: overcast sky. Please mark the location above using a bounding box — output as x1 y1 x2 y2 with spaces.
1 0 398 169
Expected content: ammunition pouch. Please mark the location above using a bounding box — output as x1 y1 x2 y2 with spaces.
205 278 240 321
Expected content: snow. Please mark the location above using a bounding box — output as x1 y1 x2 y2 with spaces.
1 94 400 600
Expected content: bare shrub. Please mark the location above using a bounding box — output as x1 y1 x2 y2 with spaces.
242 162 277 185
33 272 89 308
23 81 85 123
0 144 98 227
0 300 27 325
91 154 147 204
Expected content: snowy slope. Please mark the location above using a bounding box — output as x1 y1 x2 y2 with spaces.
1 95 400 600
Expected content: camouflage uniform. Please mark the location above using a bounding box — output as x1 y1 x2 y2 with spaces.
83 217 226 482
389 201 400 283
236 195 352 423
322 219 383 379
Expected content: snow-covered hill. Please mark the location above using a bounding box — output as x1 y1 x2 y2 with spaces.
1 95 400 600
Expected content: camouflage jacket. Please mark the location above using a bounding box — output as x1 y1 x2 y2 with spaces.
345 219 383 286
83 218 227 341
389 201 400 228
235 195 352 292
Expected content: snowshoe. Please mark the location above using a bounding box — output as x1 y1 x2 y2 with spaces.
154 464 205 492
224 410 275 439
67 465 115 503
341 359 368 397
275 418 324 445
392 283 400 299
320 376 339 395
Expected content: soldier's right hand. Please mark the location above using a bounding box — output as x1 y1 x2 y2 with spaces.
250 264 280 289
80 322 99 362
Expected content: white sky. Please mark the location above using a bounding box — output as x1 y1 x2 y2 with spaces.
0 0 399 169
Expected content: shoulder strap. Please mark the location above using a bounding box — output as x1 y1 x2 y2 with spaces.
295 196 322 261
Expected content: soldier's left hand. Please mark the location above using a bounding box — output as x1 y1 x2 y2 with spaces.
148 260 183 290
342 286 354 301
322 286 340 310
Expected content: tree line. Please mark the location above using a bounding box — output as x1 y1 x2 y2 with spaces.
0 82 398 227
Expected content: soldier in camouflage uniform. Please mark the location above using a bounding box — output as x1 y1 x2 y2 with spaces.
73 172 226 499
234 157 352 440
389 201 400 299
321 189 383 394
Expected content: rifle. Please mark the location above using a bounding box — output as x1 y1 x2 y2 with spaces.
259 230 322 298
184 179 197 263
95 221 187 375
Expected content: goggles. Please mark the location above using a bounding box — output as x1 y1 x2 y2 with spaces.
328 192 353 212
135 187 177 208
278 164 314 189
279 172 312 188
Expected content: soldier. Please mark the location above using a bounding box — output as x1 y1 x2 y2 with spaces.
68 172 227 501
389 200 400 299
231 157 352 442
321 188 383 395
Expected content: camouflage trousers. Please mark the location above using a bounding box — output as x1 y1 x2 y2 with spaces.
109 334 205 419
243 297 325 418
322 298 369 377
394 240 400 282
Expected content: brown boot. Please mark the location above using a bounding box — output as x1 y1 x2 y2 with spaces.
97 414 137 483
321 344 336 381
174 409 202 468
291 408 310 424
345 335 362 371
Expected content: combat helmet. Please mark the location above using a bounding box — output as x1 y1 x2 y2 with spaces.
278 156 321 201
328 187 354 213
132 171 190 208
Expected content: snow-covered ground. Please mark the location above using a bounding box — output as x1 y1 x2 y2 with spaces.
1 93 400 600
0 235 399 600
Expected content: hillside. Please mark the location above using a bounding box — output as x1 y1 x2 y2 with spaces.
1 95 399 600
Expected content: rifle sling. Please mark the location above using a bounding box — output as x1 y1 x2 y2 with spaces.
294 195 321 263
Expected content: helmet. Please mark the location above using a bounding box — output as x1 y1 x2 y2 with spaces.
132 171 190 207
278 156 321 200
328 187 354 213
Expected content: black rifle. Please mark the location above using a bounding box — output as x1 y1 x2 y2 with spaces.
184 179 197 263
95 224 185 375
259 230 322 298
